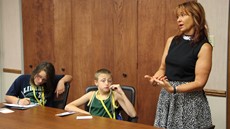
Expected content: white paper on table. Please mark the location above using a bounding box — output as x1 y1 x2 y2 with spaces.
0 108 14 113
76 115 93 120
3 103 39 109
55 111 76 117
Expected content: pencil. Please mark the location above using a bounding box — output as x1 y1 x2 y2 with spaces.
21 91 26 98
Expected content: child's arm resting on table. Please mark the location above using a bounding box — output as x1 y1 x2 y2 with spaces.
64 92 93 115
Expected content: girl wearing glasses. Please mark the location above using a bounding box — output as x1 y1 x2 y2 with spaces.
5 61 72 106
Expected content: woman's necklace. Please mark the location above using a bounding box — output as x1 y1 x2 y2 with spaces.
183 35 192 40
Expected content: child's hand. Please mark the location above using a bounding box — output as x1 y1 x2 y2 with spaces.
19 98 31 105
110 84 120 90
110 84 124 95
55 80 65 98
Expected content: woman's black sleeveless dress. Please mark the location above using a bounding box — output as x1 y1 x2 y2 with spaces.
154 36 212 129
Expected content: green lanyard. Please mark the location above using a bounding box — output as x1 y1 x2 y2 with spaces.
96 90 117 119
32 85 45 106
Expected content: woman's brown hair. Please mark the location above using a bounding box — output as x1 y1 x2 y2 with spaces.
175 1 209 43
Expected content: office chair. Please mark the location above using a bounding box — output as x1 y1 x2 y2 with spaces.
201 125 215 129
52 82 70 109
85 85 138 122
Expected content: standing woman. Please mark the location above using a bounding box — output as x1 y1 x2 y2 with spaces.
145 1 213 129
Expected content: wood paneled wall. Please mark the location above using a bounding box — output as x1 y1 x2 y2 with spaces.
22 0 186 125
137 0 185 124
71 0 138 107
22 0 73 74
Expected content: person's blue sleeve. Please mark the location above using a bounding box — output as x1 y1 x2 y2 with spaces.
54 75 65 86
5 75 30 98
45 75 65 107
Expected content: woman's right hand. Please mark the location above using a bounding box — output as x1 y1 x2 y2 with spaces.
144 75 158 86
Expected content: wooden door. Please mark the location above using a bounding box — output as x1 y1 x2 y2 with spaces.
22 0 54 73
112 0 137 88
22 0 72 75
70 0 137 103
137 0 166 125
137 0 187 125
70 0 113 102
53 0 73 74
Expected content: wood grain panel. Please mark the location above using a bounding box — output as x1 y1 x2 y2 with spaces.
137 0 166 125
91 0 114 70
112 0 137 88
22 0 55 73
204 89 226 97
71 0 92 102
137 0 187 125
70 0 138 108
71 0 115 102
3 68 21 74
53 0 73 75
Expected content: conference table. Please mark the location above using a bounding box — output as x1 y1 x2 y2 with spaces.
0 103 161 129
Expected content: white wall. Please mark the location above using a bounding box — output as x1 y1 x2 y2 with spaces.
0 0 228 129
1 0 23 69
198 0 229 128
199 0 228 91
207 96 226 129
0 0 23 102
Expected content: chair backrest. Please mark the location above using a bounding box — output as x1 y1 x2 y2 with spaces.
52 83 70 109
201 125 215 129
85 85 137 122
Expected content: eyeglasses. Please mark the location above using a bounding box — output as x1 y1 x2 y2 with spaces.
35 74 47 82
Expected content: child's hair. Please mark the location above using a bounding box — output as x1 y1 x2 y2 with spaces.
94 68 112 80
30 61 55 96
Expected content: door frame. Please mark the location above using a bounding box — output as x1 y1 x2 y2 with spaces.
227 1 230 128
0 0 3 102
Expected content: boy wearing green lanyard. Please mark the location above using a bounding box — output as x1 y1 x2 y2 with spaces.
65 68 136 119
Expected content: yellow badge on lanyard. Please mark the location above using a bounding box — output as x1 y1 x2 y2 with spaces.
32 85 45 106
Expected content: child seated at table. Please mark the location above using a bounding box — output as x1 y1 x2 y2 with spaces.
5 62 72 107
65 68 136 119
